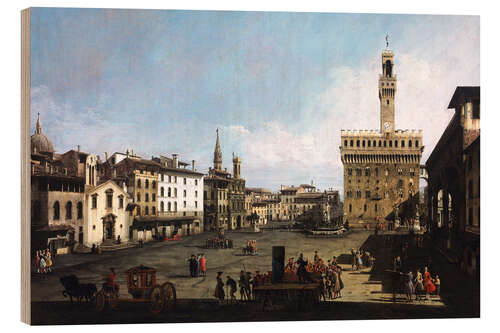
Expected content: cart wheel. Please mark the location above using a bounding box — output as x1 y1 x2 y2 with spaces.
161 282 177 310
95 290 105 312
149 285 165 314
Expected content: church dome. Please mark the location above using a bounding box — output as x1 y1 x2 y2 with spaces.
31 113 55 154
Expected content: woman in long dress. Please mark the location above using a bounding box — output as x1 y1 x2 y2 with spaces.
424 267 435 300
214 272 225 302
332 269 340 299
45 249 53 272
404 271 415 302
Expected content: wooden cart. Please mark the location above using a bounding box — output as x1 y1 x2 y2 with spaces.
96 265 176 314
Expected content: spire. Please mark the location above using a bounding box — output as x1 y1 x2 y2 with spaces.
213 128 222 170
35 113 42 134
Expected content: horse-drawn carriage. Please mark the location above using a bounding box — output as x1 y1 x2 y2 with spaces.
96 265 176 314
242 240 258 255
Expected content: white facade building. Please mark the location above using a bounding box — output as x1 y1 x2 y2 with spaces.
154 154 205 234
83 180 132 247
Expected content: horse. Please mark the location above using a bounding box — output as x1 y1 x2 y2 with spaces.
60 275 97 304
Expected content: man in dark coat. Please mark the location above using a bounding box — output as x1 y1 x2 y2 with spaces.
296 253 308 283
226 276 237 302
187 254 197 277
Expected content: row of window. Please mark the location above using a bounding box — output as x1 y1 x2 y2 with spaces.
347 167 415 177
159 200 199 212
159 174 199 186
203 190 228 201
344 138 419 149
136 179 156 189
346 188 413 199
53 201 83 220
136 193 156 202
91 192 125 209
348 203 380 213
160 187 198 198
136 206 156 216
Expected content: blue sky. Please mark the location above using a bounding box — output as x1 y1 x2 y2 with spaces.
30 8 479 192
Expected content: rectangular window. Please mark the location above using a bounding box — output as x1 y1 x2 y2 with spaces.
195 190 198 198
107 194 113 208
195 179 198 186
183 178 187 185
183 201 186 208
174 188 177 197
168 175 172 182
92 195 97 209
347 168 352 176
184 190 187 197
365 191 371 199
119 196 124 208
195 201 198 208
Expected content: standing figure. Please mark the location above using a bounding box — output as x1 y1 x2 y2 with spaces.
214 271 225 302
296 253 309 283
424 267 436 300
199 254 207 277
414 269 424 300
336 265 344 298
34 250 40 273
45 249 53 272
226 276 237 303
239 271 249 301
332 268 340 299
434 274 441 296
404 271 415 302
351 249 356 271
187 254 197 277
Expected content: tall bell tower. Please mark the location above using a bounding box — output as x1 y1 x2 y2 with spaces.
379 35 397 133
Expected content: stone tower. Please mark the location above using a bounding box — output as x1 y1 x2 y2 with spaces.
379 47 397 133
232 152 242 179
340 39 423 228
213 128 223 170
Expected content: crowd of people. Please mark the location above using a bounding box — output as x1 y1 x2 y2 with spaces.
187 254 207 277
399 266 441 302
34 249 53 274
350 248 376 271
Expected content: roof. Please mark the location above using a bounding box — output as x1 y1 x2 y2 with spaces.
246 187 272 193
448 86 480 109
299 184 315 189
159 166 204 176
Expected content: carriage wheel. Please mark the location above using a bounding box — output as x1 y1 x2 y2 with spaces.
149 285 165 314
95 290 106 312
161 282 177 310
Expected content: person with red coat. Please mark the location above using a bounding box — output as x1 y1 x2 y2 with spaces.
424 266 435 300
199 254 207 277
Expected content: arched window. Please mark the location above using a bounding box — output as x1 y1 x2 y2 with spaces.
137 179 141 188
344 140 348 147
385 60 392 77
77 202 83 219
168 202 171 212
161 187 164 197
136 206 141 215
362 140 366 147
349 204 352 213
161 201 164 212
401 140 405 148
395 140 398 147
152 206 156 215
137 193 141 202
364 204 367 212
168 187 171 197
174 202 177 212
145 206 149 215
415 140 419 147
145 179 149 188
378 140 382 147
152 181 156 189
145 193 149 202
409 140 412 148
350 140 353 147
66 201 72 219
356 140 360 147
53 201 60 220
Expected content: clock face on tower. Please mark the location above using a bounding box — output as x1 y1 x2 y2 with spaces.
384 122 392 131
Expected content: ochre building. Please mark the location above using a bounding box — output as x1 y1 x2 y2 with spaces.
340 45 423 228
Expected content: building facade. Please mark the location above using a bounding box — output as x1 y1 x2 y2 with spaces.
426 86 480 278
204 130 246 231
340 45 423 228
83 180 132 247
154 154 204 232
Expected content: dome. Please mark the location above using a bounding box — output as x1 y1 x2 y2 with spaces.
31 113 55 154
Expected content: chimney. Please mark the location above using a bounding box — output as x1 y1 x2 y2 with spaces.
192 160 196 171
77 145 80 152
126 149 129 157
172 154 178 168
105 152 108 161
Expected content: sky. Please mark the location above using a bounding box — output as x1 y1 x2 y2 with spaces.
30 8 480 193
